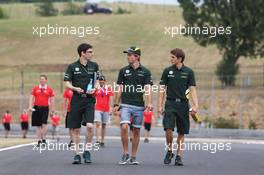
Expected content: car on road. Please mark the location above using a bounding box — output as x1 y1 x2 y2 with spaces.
84 3 112 14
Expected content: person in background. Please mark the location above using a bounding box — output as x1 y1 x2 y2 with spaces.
63 88 73 147
50 111 60 141
20 109 29 139
94 75 113 147
2 110 12 138
143 108 153 143
28 74 55 147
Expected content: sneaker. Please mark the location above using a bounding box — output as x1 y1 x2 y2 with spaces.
119 154 130 165
144 138 149 143
164 151 174 164
100 142 105 147
175 155 184 166
41 139 47 148
130 157 139 165
95 141 100 147
36 140 42 147
72 155 82 164
68 140 73 148
83 151 92 164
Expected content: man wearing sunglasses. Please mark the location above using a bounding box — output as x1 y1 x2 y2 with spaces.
114 46 153 165
158 48 198 166
64 43 99 164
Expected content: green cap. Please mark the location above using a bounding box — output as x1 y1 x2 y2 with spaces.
123 46 141 56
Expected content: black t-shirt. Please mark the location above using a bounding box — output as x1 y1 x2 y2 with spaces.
117 64 152 107
160 65 196 100
64 59 99 95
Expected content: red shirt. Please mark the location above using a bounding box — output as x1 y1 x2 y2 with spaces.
95 87 113 112
2 114 12 123
51 115 60 126
20 113 29 122
31 85 55 107
63 89 73 112
144 111 153 123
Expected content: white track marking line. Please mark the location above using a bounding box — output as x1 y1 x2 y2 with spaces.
0 142 35 152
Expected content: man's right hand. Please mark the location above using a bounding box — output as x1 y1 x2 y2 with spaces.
28 107 35 112
74 87 84 94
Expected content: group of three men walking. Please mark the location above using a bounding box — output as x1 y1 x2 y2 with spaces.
63 43 198 166
31 43 198 166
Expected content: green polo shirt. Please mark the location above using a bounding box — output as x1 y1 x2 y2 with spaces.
160 64 196 100
64 59 99 95
117 64 152 107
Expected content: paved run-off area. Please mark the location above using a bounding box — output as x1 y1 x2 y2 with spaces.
0 138 263 175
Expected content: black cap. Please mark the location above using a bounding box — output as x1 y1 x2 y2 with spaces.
123 46 141 56
99 75 106 81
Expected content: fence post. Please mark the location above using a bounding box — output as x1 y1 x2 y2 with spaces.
60 71 63 93
239 75 244 129
20 70 25 113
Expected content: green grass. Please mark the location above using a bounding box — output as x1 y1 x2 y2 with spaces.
0 138 35 148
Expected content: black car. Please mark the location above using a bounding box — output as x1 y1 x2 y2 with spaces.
84 3 112 14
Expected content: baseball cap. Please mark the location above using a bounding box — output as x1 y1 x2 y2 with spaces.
99 75 106 81
123 46 141 56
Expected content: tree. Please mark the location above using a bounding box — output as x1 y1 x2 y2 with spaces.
35 0 58 17
0 7 8 19
178 0 264 86
62 1 83 15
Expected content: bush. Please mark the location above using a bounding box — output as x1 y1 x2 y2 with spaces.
62 2 83 15
214 117 239 129
248 120 257 130
115 7 131 15
35 0 58 17
0 7 8 19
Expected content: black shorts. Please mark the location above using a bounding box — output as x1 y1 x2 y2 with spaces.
3 123 10 131
67 95 95 129
21 122 29 130
31 106 49 127
144 122 151 131
163 100 190 135
65 112 69 128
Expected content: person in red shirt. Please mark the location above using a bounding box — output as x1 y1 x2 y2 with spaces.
94 75 113 147
2 110 12 138
28 74 55 147
50 111 60 141
20 109 29 139
143 109 153 143
63 88 73 147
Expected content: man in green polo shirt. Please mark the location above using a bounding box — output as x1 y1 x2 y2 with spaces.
64 43 99 164
158 48 198 166
114 46 153 165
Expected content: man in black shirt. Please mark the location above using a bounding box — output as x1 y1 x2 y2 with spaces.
158 48 198 166
64 43 99 164
114 46 152 165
